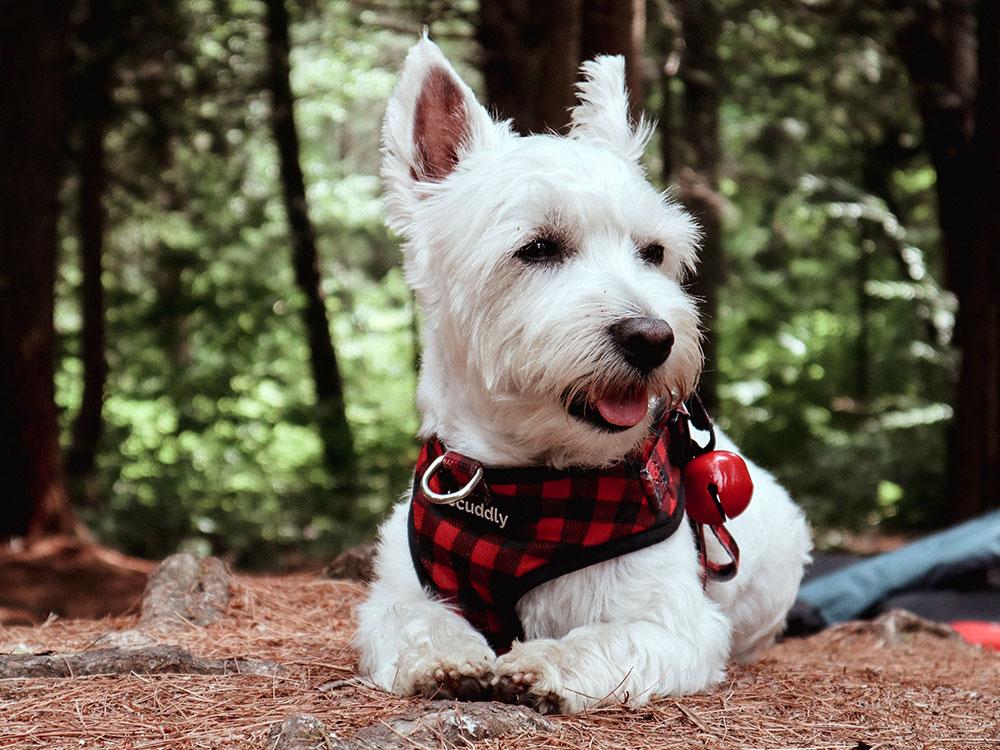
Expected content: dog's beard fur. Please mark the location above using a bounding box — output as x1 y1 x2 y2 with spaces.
383 45 704 468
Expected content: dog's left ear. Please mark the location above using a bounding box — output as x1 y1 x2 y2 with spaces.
381 37 504 234
569 55 652 163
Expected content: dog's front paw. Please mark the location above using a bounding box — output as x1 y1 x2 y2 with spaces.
417 659 492 701
492 671 564 714
491 640 569 714
396 645 494 701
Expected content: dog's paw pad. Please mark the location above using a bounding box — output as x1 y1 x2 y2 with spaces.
491 674 529 702
491 674 563 714
416 662 491 701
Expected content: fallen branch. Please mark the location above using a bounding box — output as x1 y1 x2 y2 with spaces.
0 645 279 679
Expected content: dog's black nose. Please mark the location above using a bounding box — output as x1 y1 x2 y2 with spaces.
609 316 674 373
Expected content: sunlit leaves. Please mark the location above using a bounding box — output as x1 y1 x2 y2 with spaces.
56 0 420 566
712 0 953 534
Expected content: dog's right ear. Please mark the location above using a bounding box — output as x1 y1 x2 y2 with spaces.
381 37 502 234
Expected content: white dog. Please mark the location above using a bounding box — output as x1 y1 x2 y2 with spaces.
354 37 811 714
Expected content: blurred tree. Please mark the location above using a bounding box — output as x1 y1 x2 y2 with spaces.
476 0 582 132
0 0 78 538
264 0 356 477
654 0 724 410
582 0 646 108
894 0 1000 521
476 0 644 132
65 0 116 501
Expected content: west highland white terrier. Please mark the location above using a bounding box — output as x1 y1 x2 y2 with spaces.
354 37 812 714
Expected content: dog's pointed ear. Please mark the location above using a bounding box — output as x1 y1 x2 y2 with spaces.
569 55 652 163
381 37 502 233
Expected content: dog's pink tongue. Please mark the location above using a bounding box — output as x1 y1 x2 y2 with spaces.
595 386 649 427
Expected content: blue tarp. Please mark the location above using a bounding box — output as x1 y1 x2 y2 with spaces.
798 509 1000 623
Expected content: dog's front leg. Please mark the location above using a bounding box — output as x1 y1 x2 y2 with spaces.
354 502 496 699
491 615 730 713
492 539 732 713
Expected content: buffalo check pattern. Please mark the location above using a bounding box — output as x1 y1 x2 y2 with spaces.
408 407 687 652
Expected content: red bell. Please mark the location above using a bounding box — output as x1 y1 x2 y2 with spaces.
682 450 753 526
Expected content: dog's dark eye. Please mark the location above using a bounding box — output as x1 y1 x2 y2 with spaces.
639 243 665 265
516 237 562 263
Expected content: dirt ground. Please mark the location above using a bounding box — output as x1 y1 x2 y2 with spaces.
0 538 153 626
1 572 998 750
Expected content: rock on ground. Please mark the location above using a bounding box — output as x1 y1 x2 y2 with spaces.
140 552 232 629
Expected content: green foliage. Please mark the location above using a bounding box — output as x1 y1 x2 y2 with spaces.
57 0 427 566
707 2 955 534
55 0 958 566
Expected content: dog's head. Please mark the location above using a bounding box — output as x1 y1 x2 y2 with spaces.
382 38 702 467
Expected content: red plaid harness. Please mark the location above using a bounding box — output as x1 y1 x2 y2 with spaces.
408 406 706 653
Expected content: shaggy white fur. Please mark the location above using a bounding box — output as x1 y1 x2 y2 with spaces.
354 37 812 714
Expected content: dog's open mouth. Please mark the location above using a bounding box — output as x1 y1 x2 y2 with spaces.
567 384 650 432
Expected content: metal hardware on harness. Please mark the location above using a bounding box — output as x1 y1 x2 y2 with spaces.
420 453 484 505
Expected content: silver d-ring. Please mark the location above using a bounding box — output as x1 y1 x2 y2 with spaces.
420 454 484 505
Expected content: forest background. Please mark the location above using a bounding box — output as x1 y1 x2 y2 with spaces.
2 0 998 569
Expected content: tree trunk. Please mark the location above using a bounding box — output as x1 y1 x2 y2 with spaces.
954 0 1000 520
263 0 355 476
476 0 646 134
67 0 114 496
476 0 583 133
67 112 109 492
0 1 78 539
651 1 682 180
581 0 646 114
895 0 977 295
672 0 724 412
896 0 1000 521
